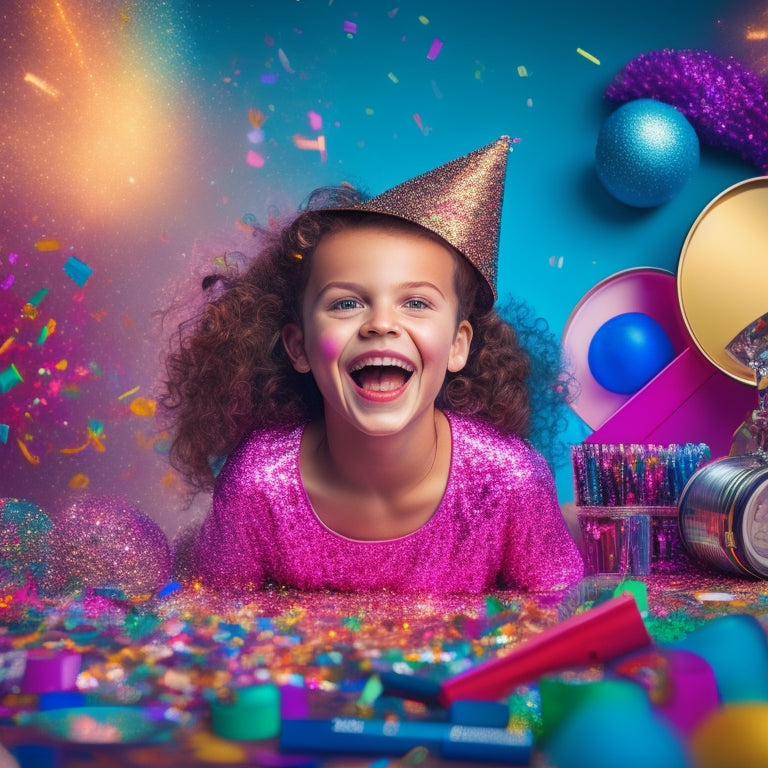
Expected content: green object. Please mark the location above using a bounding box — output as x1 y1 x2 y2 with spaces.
537 676 649 746
613 580 648 616
210 683 281 741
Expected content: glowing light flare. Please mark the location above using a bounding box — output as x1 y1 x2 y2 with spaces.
7 1 195 224
23 73 61 99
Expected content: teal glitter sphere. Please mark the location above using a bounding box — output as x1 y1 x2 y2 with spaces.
0 498 53 586
595 99 700 207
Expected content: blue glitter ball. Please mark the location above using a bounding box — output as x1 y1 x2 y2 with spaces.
595 98 700 207
0 498 53 585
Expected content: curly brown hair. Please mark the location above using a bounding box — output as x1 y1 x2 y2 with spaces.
159 187 539 491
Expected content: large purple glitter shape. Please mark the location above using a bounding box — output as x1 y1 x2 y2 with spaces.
605 49 768 172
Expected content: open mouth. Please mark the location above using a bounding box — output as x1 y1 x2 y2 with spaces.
349 357 414 392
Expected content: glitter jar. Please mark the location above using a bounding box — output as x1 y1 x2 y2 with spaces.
576 507 650 576
678 453 768 578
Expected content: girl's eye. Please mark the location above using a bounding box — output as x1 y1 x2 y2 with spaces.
330 298 362 311
404 298 429 310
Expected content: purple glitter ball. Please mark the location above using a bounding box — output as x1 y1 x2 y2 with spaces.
605 49 768 172
41 495 171 597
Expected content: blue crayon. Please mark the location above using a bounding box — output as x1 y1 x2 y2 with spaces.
279 717 531 763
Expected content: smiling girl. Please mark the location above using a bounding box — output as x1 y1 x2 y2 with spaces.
160 138 583 594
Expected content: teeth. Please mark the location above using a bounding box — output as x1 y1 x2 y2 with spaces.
349 357 414 373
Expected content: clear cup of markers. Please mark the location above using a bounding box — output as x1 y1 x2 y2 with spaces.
577 506 650 576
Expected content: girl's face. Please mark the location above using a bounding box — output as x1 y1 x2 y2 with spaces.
282 225 473 438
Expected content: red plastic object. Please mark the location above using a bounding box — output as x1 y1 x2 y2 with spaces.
438 594 651 705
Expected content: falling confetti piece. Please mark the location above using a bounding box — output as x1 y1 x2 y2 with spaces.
16 439 40 465
308 111 323 130
27 288 49 307
60 423 106 454
24 72 60 99
548 255 564 269
278 48 294 73
260 73 278 84
69 474 90 489
0 337 14 356
36 319 56 345
418 15 429 24
0 275 14 290
426 39 443 60
517 65 528 77
118 386 141 401
129 397 157 417
0 364 23 393
343 20 357 34
247 128 265 143
293 135 320 150
246 150 265 168
34 239 60 252
248 108 267 128
63 256 93 287
576 47 600 65
0 425 8 444
387 72 399 84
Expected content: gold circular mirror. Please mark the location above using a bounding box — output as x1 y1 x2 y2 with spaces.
677 177 768 385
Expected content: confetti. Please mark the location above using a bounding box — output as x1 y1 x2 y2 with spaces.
16 438 40 465
129 397 156 417
426 39 443 61
24 72 60 99
36 319 56 345
0 364 23 393
63 255 93 286
576 47 600 65
387 72 399 84
307 110 323 131
343 20 357 35
517 65 528 77
118 386 141 401
0 424 8 444
34 239 60 252
278 48 294 73
248 108 267 128
246 150 265 168
0 337 15 355
69 473 90 489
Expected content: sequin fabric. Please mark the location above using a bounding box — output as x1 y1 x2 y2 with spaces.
185 411 584 594
605 49 768 172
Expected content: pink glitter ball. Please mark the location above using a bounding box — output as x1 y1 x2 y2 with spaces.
41 495 171 597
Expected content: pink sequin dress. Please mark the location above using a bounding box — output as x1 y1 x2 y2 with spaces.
186 411 584 594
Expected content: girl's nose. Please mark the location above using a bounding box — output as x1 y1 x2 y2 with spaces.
360 309 401 337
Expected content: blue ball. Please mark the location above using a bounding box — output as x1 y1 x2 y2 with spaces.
588 312 675 395
544 696 690 768
596 98 699 207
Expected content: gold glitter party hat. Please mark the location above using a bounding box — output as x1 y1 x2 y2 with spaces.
354 136 510 309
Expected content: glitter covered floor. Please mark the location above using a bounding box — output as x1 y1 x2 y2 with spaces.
0 570 767 766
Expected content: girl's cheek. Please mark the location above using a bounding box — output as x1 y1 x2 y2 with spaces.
318 335 343 361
